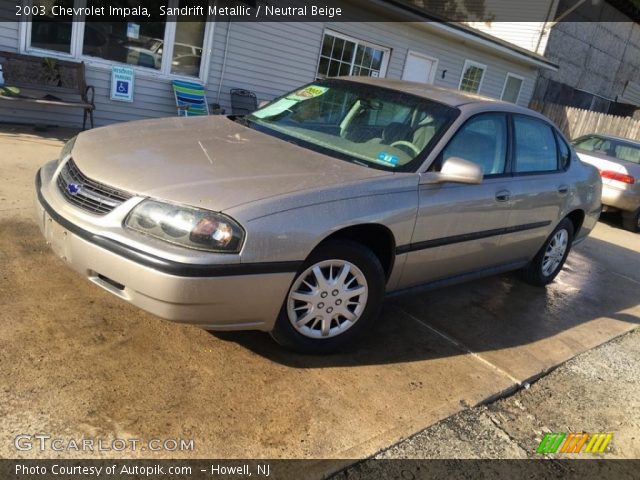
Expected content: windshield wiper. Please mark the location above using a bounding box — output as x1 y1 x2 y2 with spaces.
351 159 370 168
231 115 252 128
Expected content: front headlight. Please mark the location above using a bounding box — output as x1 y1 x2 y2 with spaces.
58 136 77 163
125 200 244 253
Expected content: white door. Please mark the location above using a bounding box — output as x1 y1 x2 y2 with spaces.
402 51 438 84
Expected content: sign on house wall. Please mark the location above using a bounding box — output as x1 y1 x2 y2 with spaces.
110 66 135 102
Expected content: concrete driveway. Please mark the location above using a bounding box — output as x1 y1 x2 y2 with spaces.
0 125 638 462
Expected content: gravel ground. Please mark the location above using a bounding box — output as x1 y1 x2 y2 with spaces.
380 327 640 459
332 328 639 478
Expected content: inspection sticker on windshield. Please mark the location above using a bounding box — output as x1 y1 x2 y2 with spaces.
287 85 328 101
377 152 399 166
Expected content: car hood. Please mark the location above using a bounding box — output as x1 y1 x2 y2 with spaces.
71 116 389 211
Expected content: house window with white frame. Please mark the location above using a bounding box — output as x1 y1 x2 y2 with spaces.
501 73 524 104
316 31 390 79
459 60 486 94
23 0 211 80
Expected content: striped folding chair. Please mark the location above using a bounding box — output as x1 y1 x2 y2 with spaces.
171 79 209 116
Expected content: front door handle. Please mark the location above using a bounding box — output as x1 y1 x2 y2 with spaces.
558 185 570 195
495 190 511 202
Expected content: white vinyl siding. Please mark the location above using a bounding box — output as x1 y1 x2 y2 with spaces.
1 16 541 127
206 22 323 113
0 21 19 52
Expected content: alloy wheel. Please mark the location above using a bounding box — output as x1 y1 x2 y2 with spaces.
286 260 368 339
542 229 569 277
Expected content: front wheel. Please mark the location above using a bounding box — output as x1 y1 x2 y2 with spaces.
270 240 385 354
519 218 574 287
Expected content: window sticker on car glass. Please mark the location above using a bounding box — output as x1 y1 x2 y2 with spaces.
251 86 328 120
377 152 399 166
286 85 328 101
251 100 296 119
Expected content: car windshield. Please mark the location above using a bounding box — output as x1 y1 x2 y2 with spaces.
244 80 459 172
574 136 640 165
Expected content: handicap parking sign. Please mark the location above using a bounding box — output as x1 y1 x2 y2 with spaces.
110 66 135 102
116 81 129 94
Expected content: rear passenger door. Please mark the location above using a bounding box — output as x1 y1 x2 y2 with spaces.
499 115 572 262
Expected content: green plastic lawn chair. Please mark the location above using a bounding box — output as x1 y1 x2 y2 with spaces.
171 80 209 116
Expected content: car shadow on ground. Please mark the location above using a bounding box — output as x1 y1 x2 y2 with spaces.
211 235 640 369
598 210 633 231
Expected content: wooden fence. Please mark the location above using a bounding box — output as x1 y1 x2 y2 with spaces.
529 101 640 141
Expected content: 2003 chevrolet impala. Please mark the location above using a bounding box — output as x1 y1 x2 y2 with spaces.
35 78 601 353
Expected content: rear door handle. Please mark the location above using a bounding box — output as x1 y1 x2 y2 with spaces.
558 185 569 195
495 190 511 202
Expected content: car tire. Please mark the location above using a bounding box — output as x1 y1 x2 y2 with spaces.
621 208 640 233
270 240 385 354
519 218 574 287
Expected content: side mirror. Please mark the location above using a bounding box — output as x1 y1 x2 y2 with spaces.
421 157 483 185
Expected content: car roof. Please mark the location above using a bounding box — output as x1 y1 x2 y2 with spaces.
336 76 535 113
579 133 640 147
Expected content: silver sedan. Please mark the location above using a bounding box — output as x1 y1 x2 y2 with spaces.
35 78 601 353
573 134 640 232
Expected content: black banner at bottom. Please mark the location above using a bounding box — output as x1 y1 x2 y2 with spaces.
1 459 639 480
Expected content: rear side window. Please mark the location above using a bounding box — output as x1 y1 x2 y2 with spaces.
614 144 640 164
442 113 508 176
513 116 558 173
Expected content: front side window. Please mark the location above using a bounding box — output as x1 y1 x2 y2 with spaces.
459 60 486 93
248 80 458 171
442 113 508 176
513 116 559 173
317 32 389 79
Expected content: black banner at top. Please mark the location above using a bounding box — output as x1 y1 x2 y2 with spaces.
3 0 640 23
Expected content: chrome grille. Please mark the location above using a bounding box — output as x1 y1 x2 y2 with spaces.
57 159 132 215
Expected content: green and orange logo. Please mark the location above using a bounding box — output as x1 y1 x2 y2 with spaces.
536 432 613 454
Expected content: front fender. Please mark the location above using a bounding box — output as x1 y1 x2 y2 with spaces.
236 189 418 265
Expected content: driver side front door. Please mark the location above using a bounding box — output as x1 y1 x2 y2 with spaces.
398 112 515 289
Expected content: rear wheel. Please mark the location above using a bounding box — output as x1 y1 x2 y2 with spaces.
270 240 385 354
621 208 640 233
520 218 574 286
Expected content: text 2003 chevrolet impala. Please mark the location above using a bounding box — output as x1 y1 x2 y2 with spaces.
35 78 601 353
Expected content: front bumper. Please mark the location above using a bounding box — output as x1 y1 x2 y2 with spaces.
34 166 296 331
